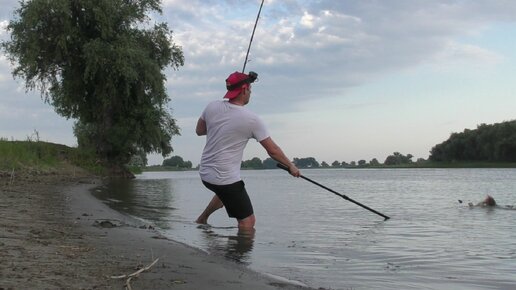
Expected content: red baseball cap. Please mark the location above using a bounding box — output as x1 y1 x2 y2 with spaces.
223 71 257 99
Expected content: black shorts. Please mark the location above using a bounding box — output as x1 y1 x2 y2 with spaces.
202 180 254 220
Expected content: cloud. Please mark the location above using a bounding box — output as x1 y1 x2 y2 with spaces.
1 0 516 163
432 41 503 65
155 0 516 118
0 19 8 35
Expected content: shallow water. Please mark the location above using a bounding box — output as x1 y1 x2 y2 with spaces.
93 169 516 290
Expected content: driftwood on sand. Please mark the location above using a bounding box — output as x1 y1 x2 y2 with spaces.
110 257 160 290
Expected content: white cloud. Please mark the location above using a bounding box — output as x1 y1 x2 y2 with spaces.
432 41 503 65
0 55 12 82
300 11 315 28
2 0 516 162
0 19 8 35
158 0 516 116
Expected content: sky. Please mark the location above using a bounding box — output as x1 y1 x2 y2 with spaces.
1 0 516 166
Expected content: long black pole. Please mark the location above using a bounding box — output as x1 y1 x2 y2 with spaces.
277 163 390 220
242 0 265 73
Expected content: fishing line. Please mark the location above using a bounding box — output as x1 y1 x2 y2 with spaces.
242 0 265 73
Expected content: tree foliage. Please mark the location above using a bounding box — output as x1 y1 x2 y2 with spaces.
241 157 263 169
429 120 516 162
2 0 184 173
262 157 277 169
163 155 192 168
384 152 413 165
293 157 320 168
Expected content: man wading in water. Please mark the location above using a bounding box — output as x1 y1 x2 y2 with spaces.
195 71 300 229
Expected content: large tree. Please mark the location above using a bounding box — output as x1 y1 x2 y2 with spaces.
2 0 184 175
429 120 516 162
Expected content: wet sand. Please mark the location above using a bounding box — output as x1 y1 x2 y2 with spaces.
0 170 313 289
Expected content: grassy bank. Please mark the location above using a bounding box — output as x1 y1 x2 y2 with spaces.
0 140 102 175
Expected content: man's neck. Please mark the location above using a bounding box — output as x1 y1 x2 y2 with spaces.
229 98 245 106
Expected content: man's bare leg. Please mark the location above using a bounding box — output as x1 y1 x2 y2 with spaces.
196 195 223 224
237 214 256 229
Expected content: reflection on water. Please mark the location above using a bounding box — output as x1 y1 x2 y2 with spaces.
198 225 255 265
92 169 516 290
93 175 257 264
92 178 177 228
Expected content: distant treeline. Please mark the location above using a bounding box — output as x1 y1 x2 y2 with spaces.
152 152 419 170
240 153 420 169
149 120 516 170
429 120 516 162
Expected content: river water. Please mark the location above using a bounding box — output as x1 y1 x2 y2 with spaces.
92 168 516 290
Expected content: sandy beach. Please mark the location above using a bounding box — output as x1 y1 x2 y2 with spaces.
0 170 314 290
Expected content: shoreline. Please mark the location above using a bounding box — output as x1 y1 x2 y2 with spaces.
1 174 314 289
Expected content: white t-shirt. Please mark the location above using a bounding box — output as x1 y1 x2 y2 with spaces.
199 100 269 185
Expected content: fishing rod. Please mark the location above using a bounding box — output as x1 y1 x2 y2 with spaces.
242 0 265 73
277 163 391 220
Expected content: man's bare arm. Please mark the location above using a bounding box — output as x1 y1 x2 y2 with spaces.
260 137 300 177
196 118 207 136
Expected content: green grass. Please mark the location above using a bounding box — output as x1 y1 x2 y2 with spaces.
127 165 143 174
0 140 104 174
1 140 63 170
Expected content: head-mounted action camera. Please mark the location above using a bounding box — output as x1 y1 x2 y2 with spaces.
226 71 258 91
